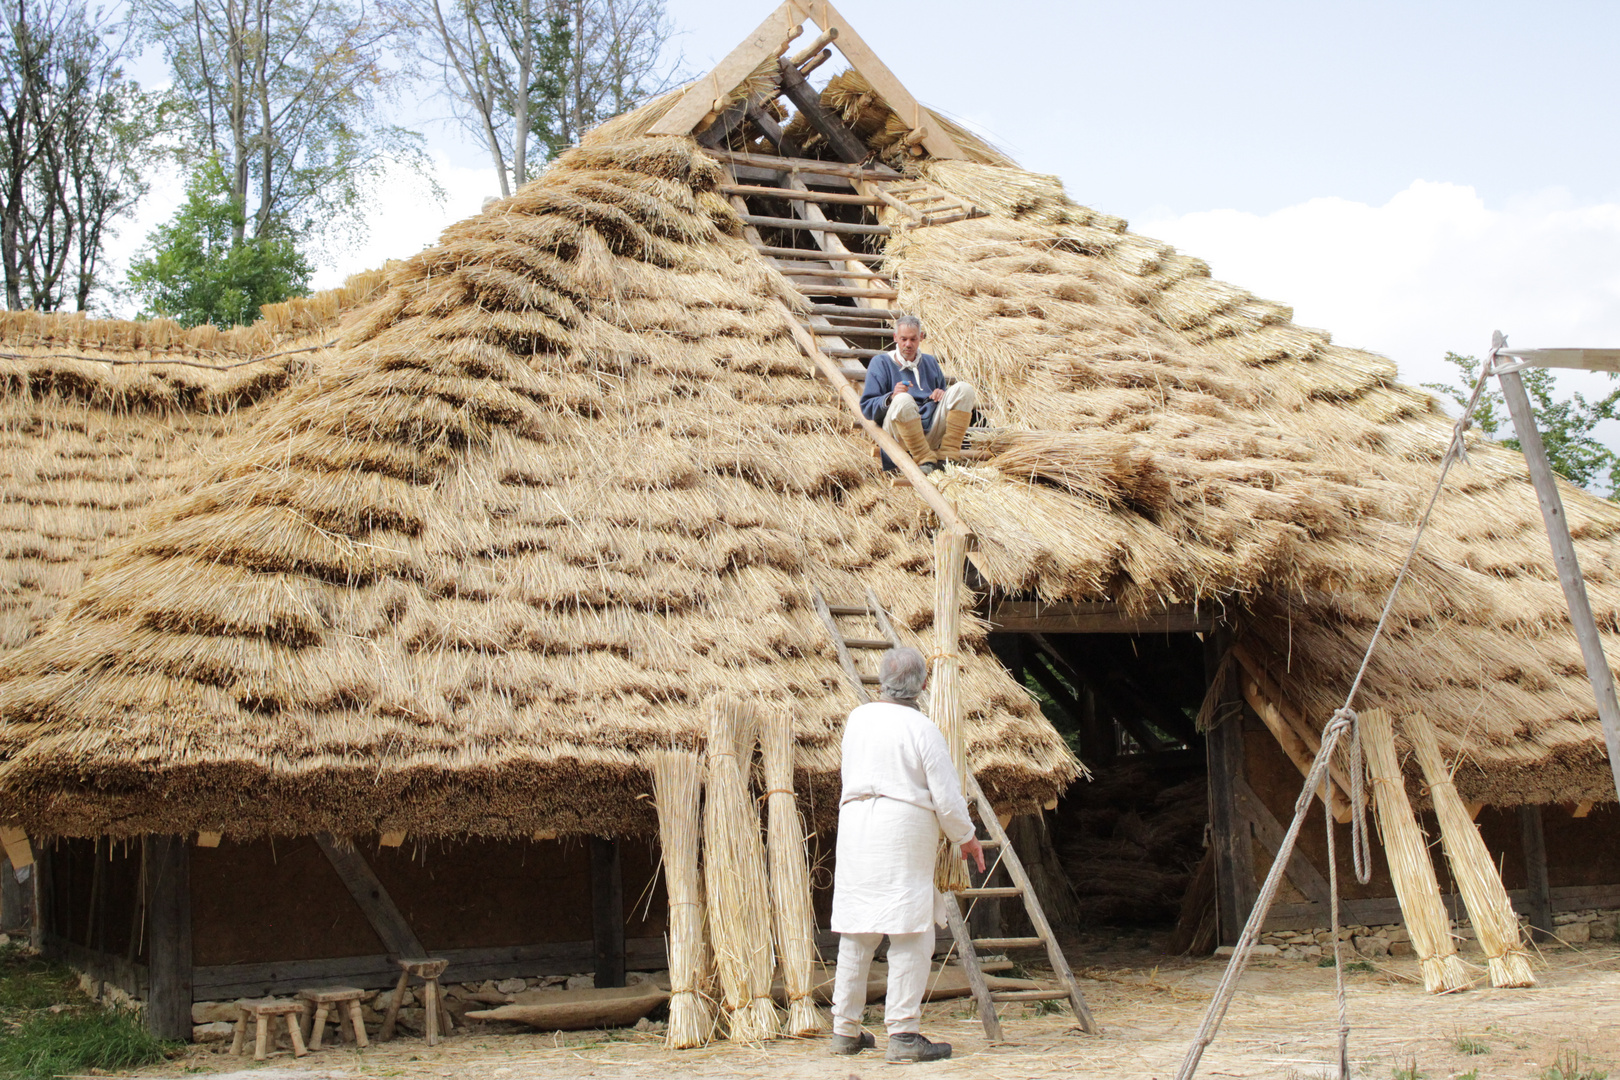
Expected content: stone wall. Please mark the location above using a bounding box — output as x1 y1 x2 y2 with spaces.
1220 907 1620 961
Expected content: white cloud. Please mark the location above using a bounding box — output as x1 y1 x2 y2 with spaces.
1136 181 1620 396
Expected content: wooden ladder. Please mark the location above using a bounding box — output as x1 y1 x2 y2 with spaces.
811 587 1099 1039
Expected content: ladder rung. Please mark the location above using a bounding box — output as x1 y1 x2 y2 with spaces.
978 961 1014 973
859 674 881 684
991 989 1072 1003
958 887 1023 899
843 637 891 649
972 936 1045 950
976 837 1003 848
823 604 867 616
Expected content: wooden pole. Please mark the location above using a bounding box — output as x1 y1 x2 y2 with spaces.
590 837 626 988
1203 628 1255 946
1517 804 1553 943
144 836 192 1040
1493 333 1620 801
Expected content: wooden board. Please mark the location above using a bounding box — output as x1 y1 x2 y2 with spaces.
588 838 625 988
986 601 1213 633
647 1 804 137
144 836 192 1040
314 834 427 959
1204 631 1255 947
1499 347 1620 373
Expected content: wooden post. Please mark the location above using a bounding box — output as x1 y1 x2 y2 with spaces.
1203 628 1255 945
1494 337 1620 802
143 836 192 1040
315 835 427 959
589 837 626 988
1517 804 1553 943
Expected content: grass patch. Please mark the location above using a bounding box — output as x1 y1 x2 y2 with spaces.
1454 1034 1491 1055
0 944 173 1080
1391 1058 1426 1080
1541 1050 1608 1080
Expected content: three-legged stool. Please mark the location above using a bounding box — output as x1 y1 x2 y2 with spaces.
379 957 453 1046
298 986 370 1050
230 998 308 1061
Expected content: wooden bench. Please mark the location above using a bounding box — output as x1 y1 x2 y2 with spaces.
379 957 453 1046
299 986 370 1050
230 998 307 1061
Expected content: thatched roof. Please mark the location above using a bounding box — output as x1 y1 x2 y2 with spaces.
0 33 1614 839
0 141 1076 839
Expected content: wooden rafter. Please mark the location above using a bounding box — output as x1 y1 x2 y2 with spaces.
649 1 804 138
776 58 868 162
1230 643 1353 823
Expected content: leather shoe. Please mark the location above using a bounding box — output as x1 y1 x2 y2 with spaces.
828 1030 875 1055
886 1032 952 1062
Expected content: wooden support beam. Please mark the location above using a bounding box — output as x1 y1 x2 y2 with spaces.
704 147 896 180
589 838 626 988
986 600 1213 634
805 302 898 318
649 1 804 137
1026 634 1174 754
793 284 898 299
315 834 427 959
743 102 803 158
1052 637 1200 746
721 183 881 205
1231 643 1353 822
741 213 890 237
1518 805 1553 943
776 57 870 163
1204 629 1255 946
772 262 888 278
753 245 885 264
1233 779 1331 905
143 836 192 1040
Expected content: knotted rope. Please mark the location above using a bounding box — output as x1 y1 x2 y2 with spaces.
1174 355 1495 1080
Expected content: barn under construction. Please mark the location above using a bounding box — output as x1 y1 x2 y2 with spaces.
0 0 1617 1044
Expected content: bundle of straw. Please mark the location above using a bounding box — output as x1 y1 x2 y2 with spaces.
1358 708 1472 993
646 748 715 1048
762 710 827 1037
931 528 972 893
1403 711 1536 988
703 696 780 1043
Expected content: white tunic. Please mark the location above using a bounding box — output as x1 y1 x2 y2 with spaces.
831 701 975 935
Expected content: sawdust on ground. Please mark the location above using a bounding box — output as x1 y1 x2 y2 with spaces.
137 935 1620 1080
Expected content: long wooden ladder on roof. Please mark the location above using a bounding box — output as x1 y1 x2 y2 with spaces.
811 587 1099 1040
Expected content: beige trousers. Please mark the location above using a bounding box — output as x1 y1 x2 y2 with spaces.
830 930 934 1037
882 382 977 448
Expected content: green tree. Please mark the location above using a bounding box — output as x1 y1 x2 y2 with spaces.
1425 351 1620 499
136 0 429 255
1 0 166 311
126 157 310 328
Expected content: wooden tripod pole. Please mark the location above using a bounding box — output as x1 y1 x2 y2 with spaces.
1491 331 1620 801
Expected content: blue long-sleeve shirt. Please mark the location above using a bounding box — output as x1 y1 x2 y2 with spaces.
860 351 947 430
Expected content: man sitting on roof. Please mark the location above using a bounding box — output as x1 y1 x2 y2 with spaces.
859 315 977 475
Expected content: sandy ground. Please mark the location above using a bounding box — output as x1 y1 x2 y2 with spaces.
140 936 1620 1080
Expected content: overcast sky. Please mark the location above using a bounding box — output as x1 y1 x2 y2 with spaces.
109 0 1620 396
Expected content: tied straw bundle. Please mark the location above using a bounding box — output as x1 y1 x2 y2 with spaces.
1359 708 1472 993
931 529 973 893
1403 711 1536 988
646 748 715 1048
762 710 827 1036
703 696 780 1043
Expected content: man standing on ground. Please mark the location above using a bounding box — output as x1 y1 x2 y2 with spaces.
859 315 978 474
829 646 986 1063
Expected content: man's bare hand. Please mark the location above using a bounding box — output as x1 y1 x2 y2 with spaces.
928 388 945 403
959 837 986 874
890 383 911 401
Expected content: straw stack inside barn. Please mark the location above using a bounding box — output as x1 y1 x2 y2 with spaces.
1 0 1618 1046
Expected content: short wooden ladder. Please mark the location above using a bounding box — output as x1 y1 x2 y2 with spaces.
812 587 1099 1041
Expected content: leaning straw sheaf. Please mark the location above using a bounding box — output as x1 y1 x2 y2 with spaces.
1359 709 1472 994
762 710 826 1037
1403 711 1536 988
703 696 780 1043
647 748 715 1048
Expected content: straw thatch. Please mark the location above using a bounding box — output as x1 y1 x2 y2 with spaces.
647 747 715 1047
0 138 1076 841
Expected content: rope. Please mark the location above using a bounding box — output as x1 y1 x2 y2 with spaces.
1174 354 1496 1080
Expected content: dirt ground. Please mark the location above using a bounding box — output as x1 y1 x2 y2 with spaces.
142 935 1620 1080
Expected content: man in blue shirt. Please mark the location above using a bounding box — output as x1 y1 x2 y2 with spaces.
859 315 977 475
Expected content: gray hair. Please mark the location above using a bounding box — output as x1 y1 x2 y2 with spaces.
878 646 928 702
893 314 923 336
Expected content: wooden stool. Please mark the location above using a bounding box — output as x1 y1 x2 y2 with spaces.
379 957 453 1046
298 986 370 1050
229 998 308 1061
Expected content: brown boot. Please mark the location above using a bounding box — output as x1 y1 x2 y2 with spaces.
891 413 940 468
941 408 971 456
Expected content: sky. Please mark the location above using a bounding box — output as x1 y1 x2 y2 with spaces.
106 0 1620 398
